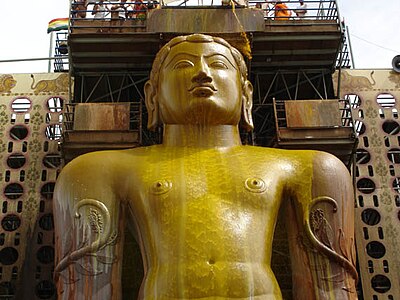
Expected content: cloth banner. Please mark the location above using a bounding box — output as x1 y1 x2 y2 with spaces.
47 18 68 33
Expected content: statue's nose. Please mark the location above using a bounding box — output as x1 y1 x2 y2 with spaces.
191 71 212 84
191 60 212 84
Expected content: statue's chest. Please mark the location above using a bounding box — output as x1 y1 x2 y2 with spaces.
138 154 281 212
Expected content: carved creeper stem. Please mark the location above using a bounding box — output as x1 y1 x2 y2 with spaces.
304 196 358 282
55 199 114 273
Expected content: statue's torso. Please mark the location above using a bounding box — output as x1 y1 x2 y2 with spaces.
113 145 310 299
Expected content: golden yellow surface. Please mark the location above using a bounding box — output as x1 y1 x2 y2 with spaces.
55 143 355 299
54 34 356 300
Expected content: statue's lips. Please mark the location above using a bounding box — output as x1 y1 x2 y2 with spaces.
189 85 217 97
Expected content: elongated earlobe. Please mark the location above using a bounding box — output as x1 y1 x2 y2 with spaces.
241 80 254 131
144 80 159 131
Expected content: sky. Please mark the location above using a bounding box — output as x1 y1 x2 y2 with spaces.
0 0 399 73
337 0 400 69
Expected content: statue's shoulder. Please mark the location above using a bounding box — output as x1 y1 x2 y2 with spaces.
274 148 349 179
242 145 315 162
243 146 345 172
68 145 159 164
60 145 161 180
309 149 350 178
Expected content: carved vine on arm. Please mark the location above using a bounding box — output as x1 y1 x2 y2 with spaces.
304 196 358 282
55 199 118 278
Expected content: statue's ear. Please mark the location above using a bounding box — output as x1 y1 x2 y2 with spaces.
144 80 159 131
241 80 254 131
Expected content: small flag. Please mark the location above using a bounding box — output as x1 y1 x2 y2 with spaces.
47 18 69 33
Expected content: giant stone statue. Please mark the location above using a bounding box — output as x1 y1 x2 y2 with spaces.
54 34 358 299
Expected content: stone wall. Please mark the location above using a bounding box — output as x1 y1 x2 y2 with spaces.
0 73 67 299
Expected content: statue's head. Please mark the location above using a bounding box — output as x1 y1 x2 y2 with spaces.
144 34 253 131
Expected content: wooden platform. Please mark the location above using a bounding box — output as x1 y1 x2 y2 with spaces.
274 99 357 166
62 130 140 162
276 127 356 164
62 103 140 162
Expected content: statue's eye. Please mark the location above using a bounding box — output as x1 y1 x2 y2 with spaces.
210 61 228 69
173 60 194 69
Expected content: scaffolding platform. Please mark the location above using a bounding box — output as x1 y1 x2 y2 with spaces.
68 7 342 73
273 99 357 166
62 102 142 162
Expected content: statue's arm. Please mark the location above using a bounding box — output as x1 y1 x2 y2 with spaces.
54 153 125 300
284 152 358 300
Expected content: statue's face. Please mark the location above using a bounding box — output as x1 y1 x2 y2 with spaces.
157 41 242 126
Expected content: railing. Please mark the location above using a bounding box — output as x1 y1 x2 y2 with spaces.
340 97 356 130
69 1 160 32
160 0 341 23
336 24 353 69
69 0 341 27
248 0 340 22
54 32 69 72
70 1 157 20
